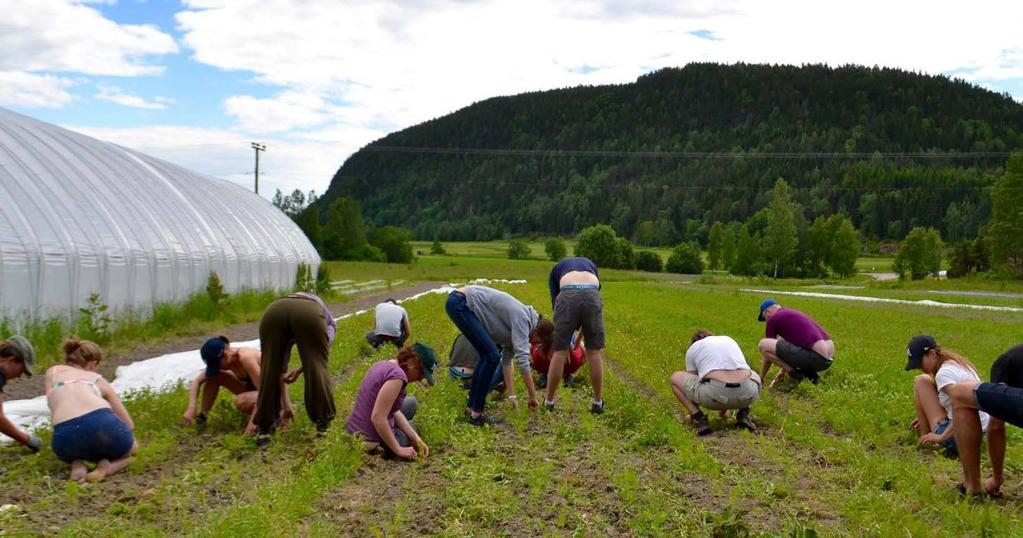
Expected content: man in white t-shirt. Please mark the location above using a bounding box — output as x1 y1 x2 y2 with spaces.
365 300 411 350
669 330 761 435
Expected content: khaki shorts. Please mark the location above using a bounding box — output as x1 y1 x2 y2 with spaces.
682 376 760 411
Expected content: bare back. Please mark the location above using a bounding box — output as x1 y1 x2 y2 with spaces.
559 270 600 287
46 365 112 425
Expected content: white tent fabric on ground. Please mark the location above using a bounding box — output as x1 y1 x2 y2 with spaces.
1 280 526 442
0 107 319 321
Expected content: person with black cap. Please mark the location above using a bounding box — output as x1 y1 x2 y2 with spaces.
182 335 271 432
903 335 987 458
346 343 438 459
947 344 1023 498
0 335 42 452
756 299 834 387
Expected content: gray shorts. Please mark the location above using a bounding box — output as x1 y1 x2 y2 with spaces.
553 288 605 350
776 341 832 372
682 376 760 411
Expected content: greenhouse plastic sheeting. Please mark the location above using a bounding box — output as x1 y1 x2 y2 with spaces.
0 107 319 321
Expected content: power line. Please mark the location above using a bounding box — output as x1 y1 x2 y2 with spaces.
365 146 1015 160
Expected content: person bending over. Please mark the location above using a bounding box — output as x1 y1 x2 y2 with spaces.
903 335 987 458
947 344 1023 498
445 285 544 425
46 337 137 483
670 330 760 435
346 343 437 459
252 292 336 446
531 331 586 389
0 336 41 452
545 256 606 414
182 335 265 431
757 299 834 387
366 299 411 350
447 333 504 394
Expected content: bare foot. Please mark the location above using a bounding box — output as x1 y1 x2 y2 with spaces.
86 459 110 483
70 461 87 483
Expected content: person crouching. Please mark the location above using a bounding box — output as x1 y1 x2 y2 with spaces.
670 330 761 435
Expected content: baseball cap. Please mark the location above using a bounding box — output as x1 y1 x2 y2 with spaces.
758 299 778 322
411 342 438 385
6 335 35 377
905 335 937 371
200 337 227 378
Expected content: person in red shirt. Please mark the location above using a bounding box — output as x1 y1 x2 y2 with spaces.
531 332 586 388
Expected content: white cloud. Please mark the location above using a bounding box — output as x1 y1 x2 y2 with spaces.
67 123 384 199
0 71 76 108
95 84 173 109
0 0 177 76
224 90 336 133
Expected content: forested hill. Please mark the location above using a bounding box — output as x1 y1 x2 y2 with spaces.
323 63 1023 243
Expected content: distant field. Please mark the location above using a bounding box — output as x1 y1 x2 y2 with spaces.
5 257 1023 535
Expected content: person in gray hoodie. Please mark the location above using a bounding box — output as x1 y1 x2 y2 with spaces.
445 285 552 426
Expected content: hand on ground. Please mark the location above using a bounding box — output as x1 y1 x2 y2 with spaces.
507 397 519 410
395 446 417 460
279 408 295 429
281 369 302 384
244 422 257 435
528 397 538 411
415 439 430 459
181 410 196 426
909 418 920 433
985 476 1004 498
918 432 942 446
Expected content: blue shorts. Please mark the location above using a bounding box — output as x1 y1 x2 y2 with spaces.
933 417 957 458
976 383 1023 429
51 408 135 463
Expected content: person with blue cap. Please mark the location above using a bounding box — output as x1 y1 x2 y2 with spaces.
756 299 834 388
346 343 438 459
182 335 270 432
0 335 42 452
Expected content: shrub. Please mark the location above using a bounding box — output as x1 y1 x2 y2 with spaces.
507 239 531 259
574 224 621 268
370 226 413 263
893 227 944 280
315 265 331 296
294 263 314 292
635 251 662 272
77 292 112 343
205 271 230 314
544 238 567 261
615 237 636 269
430 239 446 255
666 242 705 274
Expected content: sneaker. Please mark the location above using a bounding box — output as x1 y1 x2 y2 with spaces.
563 373 575 387
590 401 605 415
735 408 756 433
693 413 712 436
544 401 555 412
956 483 985 503
537 374 548 389
805 371 820 385
255 433 272 447
467 413 503 427
787 369 806 382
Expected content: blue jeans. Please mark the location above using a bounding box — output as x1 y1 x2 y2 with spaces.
446 291 501 413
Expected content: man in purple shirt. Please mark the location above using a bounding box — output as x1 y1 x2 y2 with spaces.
756 299 835 387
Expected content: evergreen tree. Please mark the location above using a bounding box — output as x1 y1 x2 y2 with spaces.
765 179 798 277
827 214 861 277
721 222 738 272
300 204 322 254
335 197 367 257
990 152 1023 278
707 221 724 270
731 224 757 276
430 239 446 255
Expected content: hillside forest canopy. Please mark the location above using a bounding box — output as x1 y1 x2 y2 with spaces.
318 63 1023 245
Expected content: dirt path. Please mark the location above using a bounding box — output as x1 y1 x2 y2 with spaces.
4 281 444 401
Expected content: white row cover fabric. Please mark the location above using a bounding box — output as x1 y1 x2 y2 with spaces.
0 107 320 321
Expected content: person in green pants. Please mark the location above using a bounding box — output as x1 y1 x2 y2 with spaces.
251 292 337 446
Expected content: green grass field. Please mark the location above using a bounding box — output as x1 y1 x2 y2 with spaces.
3 255 1023 536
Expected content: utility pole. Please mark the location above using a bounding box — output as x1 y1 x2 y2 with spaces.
250 142 267 194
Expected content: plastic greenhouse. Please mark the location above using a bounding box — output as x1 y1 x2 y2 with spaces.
0 107 320 322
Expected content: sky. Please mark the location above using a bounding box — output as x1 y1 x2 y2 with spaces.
2 0 1022 200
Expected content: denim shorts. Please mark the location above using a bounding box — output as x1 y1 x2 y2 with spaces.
976 382 1023 429
51 408 135 463
933 417 958 458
